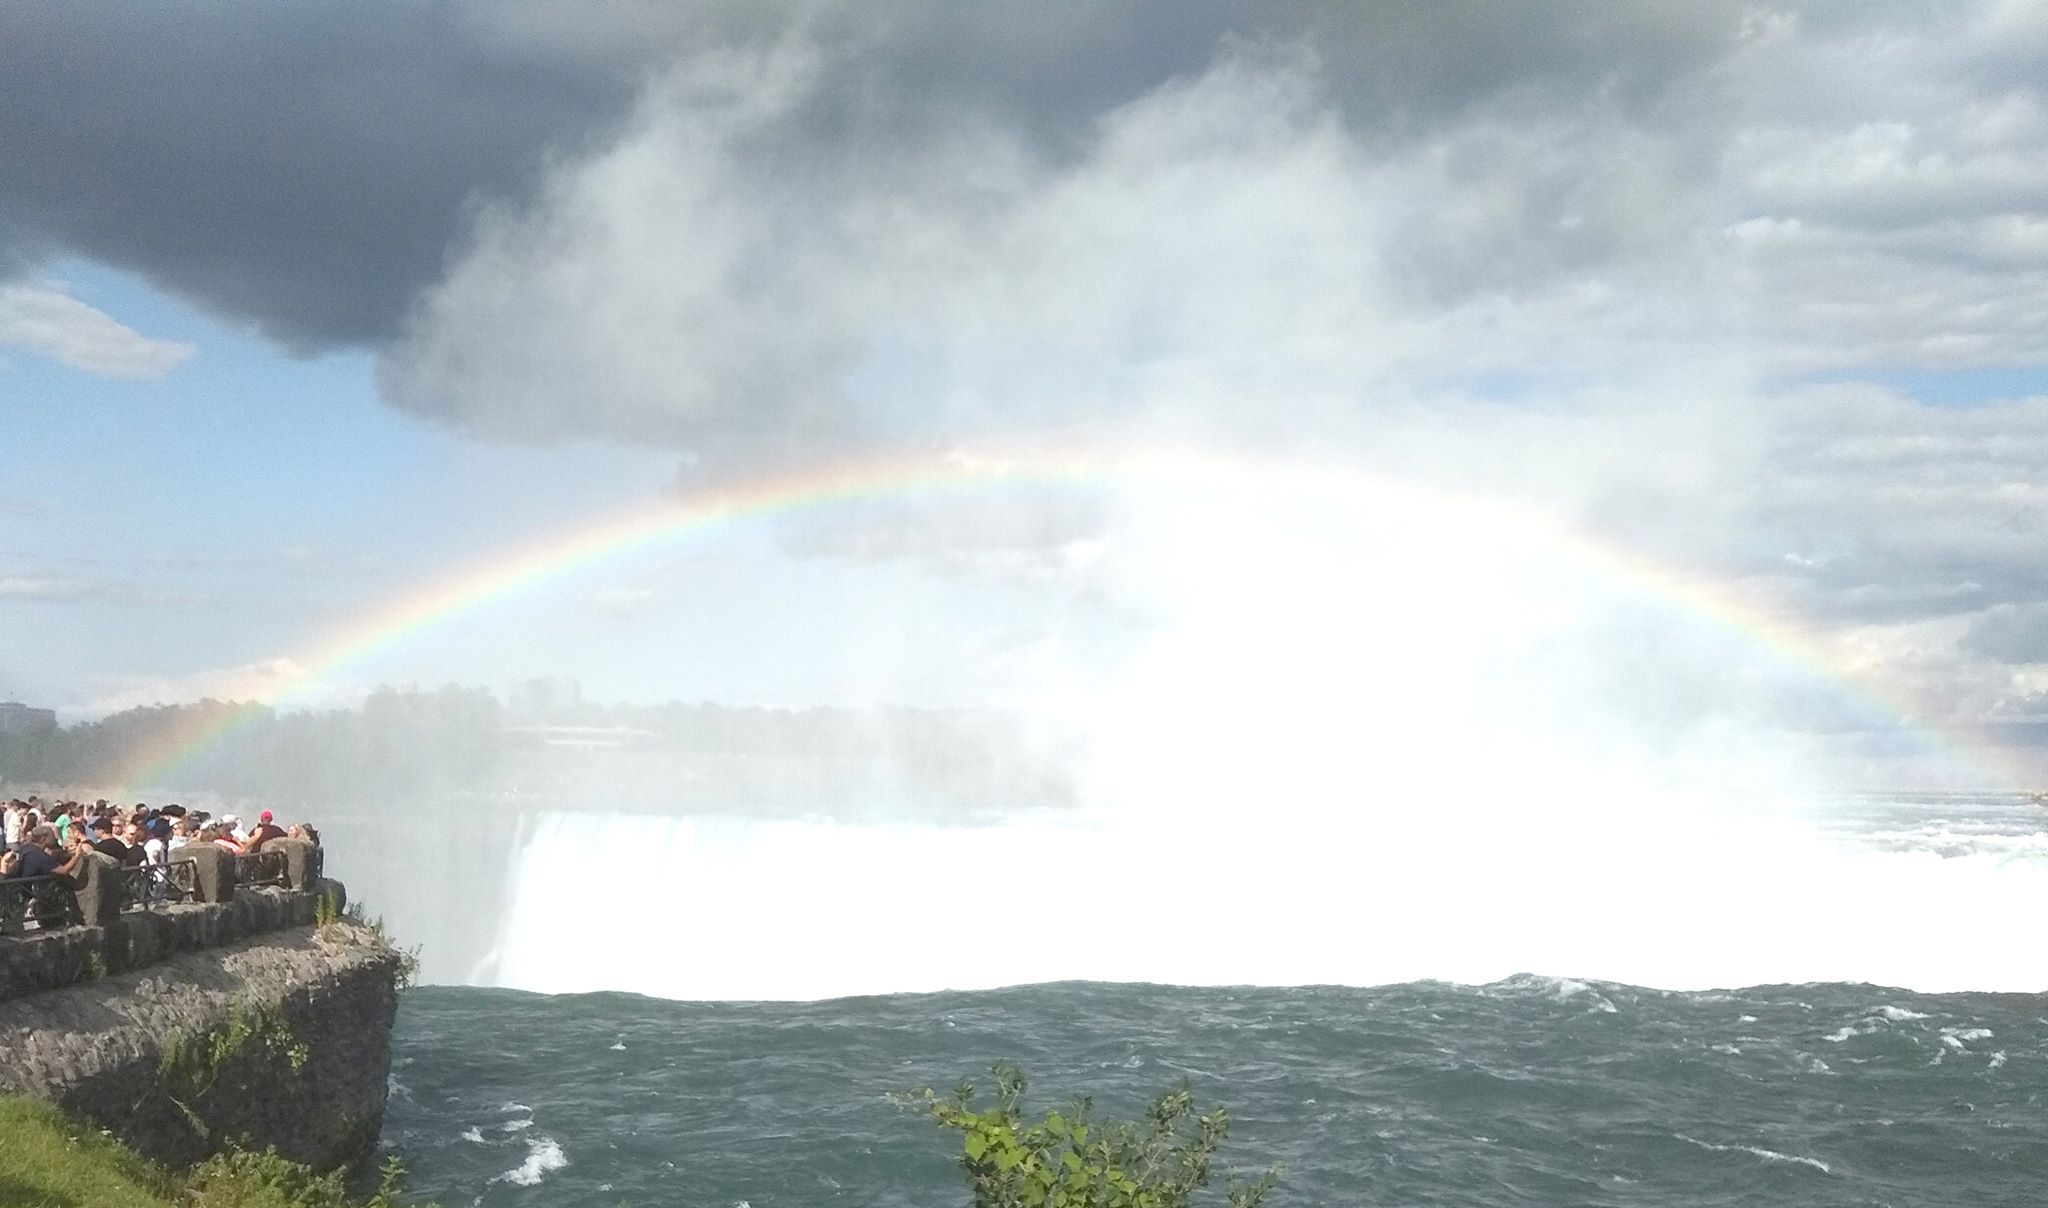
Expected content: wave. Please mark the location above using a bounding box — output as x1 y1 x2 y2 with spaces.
491 1136 567 1187
1676 1134 1831 1175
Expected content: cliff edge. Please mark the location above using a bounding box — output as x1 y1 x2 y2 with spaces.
0 918 403 1170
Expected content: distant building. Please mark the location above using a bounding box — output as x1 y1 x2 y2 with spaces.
504 677 584 719
503 724 660 751
0 701 57 736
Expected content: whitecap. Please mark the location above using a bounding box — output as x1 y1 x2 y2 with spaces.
1677 1134 1830 1174
610 1041 627 1051
1938 1027 1991 1052
1988 1051 2007 1070
1823 1026 1860 1043
1877 1005 1929 1021
490 1137 567 1186
461 1127 485 1144
1711 1044 1741 1056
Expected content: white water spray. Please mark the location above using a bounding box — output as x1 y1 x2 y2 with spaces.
487 471 2044 999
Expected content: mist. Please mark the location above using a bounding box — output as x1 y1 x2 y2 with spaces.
7 3 2048 999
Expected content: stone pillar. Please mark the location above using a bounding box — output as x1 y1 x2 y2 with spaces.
271 839 321 891
70 851 122 928
173 845 236 903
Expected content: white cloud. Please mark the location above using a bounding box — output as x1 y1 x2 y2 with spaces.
375 11 2048 752
0 575 102 601
382 19 2046 450
0 569 208 608
79 657 309 716
0 282 195 379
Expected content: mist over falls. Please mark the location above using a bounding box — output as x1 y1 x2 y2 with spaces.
320 787 2048 1000
15 470 2047 998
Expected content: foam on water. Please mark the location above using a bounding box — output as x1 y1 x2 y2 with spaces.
1676 1135 1831 1174
491 1137 568 1187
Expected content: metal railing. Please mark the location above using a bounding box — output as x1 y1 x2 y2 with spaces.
0 874 83 934
0 843 306 937
113 862 191 911
234 849 288 888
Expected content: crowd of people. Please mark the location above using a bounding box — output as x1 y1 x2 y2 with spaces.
1 796 319 886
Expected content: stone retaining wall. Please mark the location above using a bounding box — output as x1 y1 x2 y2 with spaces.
0 839 337 1003
0 838 402 1171
0 920 402 1169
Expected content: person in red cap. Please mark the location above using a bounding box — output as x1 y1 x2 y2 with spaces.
244 809 288 854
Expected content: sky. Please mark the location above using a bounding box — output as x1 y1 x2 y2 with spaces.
5 1 2048 789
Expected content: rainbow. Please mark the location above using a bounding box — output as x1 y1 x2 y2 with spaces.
103 444 2023 795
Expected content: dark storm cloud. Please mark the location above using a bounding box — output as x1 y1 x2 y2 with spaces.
0 1 643 349
0 1 1745 351
1962 604 2048 664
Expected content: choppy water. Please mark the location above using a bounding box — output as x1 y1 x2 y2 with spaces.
372 792 2047 1205
385 977 2047 1207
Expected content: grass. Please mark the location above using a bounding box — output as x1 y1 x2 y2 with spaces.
0 1095 431 1208
0 1095 181 1208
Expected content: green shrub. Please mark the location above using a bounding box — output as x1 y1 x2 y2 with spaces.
188 1148 353 1207
898 1062 1281 1208
187 1150 417 1208
331 902 420 991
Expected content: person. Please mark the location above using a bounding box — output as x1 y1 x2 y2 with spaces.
139 819 170 902
244 810 287 853
143 818 169 862
168 816 195 852
121 820 150 867
88 817 129 863
9 824 89 928
10 823 89 880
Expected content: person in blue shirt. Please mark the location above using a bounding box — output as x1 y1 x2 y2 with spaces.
11 824 88 880
5 824 90 929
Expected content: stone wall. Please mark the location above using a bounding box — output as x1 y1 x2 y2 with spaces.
0 920 403 1169
0 838 336 1002
0 839 403 1171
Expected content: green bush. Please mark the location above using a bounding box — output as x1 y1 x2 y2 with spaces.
899 1062 1281 1208
187 1150 417 1208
